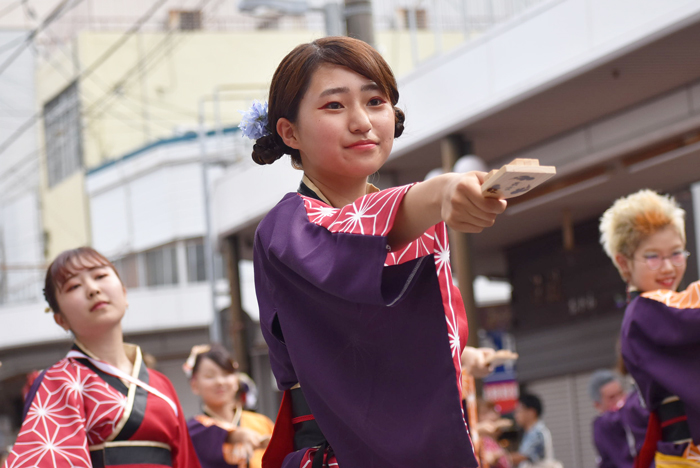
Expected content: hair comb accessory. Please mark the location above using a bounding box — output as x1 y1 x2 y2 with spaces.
182 344 211 378
44 307 52 313
238 100 270 140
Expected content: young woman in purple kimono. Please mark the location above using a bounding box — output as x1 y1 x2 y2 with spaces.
600 189 700 468
185 344 273 468
244 36 507 468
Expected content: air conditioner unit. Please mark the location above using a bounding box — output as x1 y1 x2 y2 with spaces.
168 10 202 30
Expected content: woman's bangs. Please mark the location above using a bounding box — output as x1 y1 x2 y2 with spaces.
50 249 112 288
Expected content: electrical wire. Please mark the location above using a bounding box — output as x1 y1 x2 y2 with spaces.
0 0 222 184
0 0 83 78
0 0 24 21
0 0 173 162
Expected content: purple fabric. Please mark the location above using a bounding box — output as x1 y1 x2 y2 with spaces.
593 392 649 468
280 449 309 468
187 418 232 468
619 392 649 457
593 410 633 468
254 193 477 468
21 369 47 422
620 294 700 454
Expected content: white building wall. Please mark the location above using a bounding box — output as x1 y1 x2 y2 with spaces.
393 0 700 157
121 284 213 333
90 186 131 256
1 193 44 304
0 30 43 307
213 157 301 236
129 164 206 253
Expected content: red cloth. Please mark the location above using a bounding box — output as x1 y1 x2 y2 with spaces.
635 412 662 468
262 390 295 468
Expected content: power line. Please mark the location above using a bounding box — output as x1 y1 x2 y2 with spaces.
0 36 25 55
85 0 219 122
0 0 83 78
0 0 172 161
0 0 224 183
0 0 24 21
79 0 172 81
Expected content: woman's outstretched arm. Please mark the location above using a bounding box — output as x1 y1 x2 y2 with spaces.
387 171 507 251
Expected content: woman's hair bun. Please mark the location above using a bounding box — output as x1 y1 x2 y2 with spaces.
252 134 285 165
394 107 405 138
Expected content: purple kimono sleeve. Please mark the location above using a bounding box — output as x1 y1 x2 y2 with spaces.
258 192 415 306
621 286 700 444
593 412 634 468
187 417 232 468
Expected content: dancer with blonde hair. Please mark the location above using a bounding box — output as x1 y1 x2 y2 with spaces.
600 189 700 468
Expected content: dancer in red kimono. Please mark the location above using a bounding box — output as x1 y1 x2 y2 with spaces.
242 36 507 468
4 247 201 468
600 189 700 468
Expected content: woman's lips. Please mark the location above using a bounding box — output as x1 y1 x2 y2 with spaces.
346 140 377 150
657 278 676 288
90 301 108 312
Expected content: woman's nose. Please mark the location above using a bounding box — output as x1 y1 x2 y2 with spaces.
349 105 371 133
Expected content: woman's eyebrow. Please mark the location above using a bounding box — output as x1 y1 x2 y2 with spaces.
319 86 348 98
318 83 380 98
63 265 107 282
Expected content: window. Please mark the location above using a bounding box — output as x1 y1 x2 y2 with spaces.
112 255 140 289
186 239 206 283
144 245 179 286
399 8 428 29
186 238 227 283
168 10 202 30
44 82 83 187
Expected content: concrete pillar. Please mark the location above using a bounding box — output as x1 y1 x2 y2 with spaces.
224 235 249 373
345 0 374 47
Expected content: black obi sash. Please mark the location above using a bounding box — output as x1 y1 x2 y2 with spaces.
290 388 332 468
658 397 692 444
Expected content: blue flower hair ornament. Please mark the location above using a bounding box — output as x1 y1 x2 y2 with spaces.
238 100 270 140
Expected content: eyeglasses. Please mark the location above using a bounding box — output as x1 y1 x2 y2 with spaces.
634 251 691 270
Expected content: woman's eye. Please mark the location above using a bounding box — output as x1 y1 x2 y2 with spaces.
96 274 107 279
644 254 660 261
368 98 385 106
67 284 80 291
324 102 343 110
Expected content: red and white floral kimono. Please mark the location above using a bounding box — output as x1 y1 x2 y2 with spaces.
4 342 201 468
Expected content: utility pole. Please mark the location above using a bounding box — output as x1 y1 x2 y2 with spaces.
345 0 374 46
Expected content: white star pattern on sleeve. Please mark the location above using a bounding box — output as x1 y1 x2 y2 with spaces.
6 358 127 468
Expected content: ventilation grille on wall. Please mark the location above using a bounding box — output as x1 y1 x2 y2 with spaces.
168 10 202 30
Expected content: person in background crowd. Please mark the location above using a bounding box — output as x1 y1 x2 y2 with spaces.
4 247 201 468
477 399 512 468
588 369 646 468
185 344 273 468
600 189 700 468
511 393 555 468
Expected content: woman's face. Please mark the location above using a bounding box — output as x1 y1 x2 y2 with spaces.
54 262 127 340
277 63 395 185
617 226 687 292
190 357 239 408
